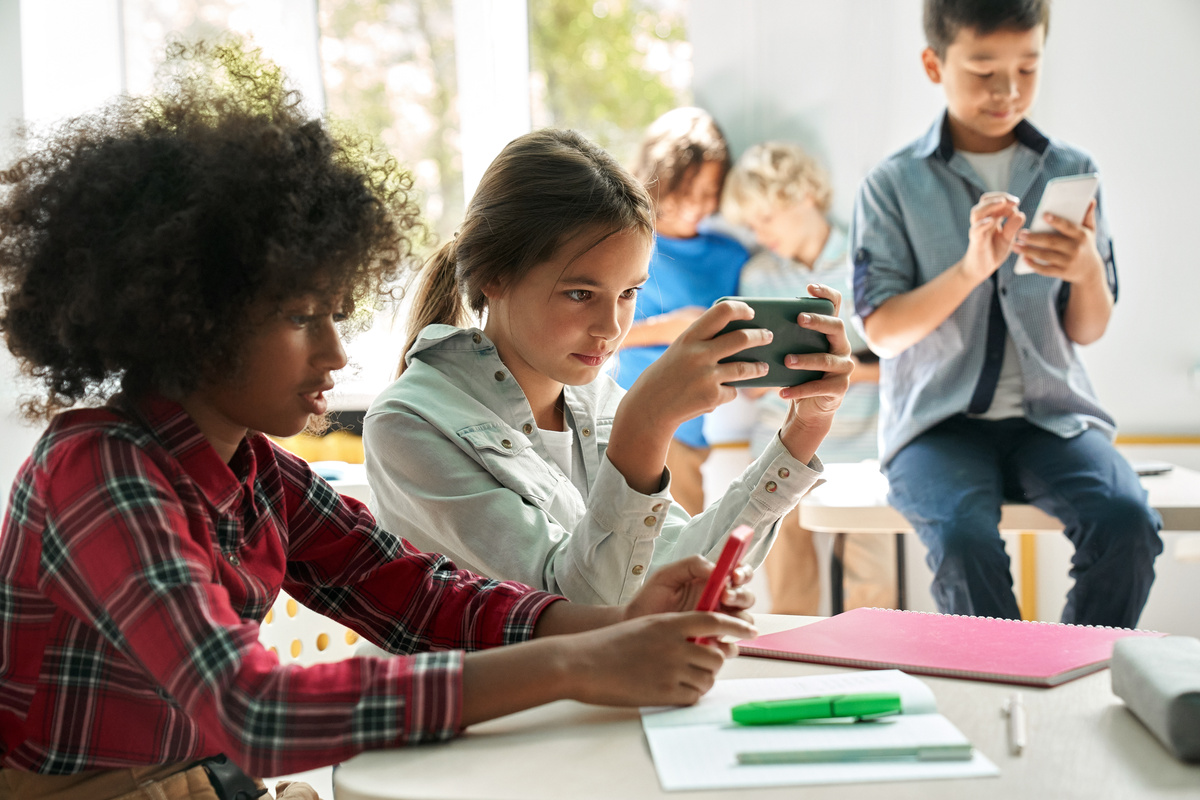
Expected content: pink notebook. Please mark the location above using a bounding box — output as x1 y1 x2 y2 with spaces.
740 607 1165 687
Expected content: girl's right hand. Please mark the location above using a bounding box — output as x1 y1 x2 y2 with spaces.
559 611 755 707
623 300 772 434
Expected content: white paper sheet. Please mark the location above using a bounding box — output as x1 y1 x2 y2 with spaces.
640 670 998 791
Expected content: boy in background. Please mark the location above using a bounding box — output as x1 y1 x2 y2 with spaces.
615 108 749 515
723 141 895 615
852 0 1161 626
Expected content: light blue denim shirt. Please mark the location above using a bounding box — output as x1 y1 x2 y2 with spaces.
851 112 1118 466
363 325 822 605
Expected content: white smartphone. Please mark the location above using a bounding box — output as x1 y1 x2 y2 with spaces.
1013 173 1100 275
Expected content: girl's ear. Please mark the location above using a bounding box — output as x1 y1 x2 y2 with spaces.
480 277 505 301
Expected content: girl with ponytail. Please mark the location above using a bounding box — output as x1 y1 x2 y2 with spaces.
364 129 853 605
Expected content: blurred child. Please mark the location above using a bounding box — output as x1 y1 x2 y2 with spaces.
613 107 750 515
723 141 895 614
0 42 761 799
852 0 1161 625
363 128 853 606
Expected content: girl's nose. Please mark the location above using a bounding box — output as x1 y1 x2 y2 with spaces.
591 301 623 340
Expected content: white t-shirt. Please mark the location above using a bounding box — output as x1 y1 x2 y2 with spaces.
961 144 1024 421
539 424 589 497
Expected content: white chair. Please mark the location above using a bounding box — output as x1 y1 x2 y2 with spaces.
259 591 362 667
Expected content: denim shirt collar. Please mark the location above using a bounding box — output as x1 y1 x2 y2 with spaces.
914 109 1051 162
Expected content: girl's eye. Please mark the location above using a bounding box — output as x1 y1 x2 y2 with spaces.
332 312 350 323
288 315 312 326
621 286 643 300
565 289 592 302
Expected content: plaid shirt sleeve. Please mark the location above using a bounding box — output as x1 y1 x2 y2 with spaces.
0 418 560 777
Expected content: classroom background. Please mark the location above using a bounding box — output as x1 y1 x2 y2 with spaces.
1 0 1197 635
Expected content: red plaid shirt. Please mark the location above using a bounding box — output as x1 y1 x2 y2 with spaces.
0 396 559 777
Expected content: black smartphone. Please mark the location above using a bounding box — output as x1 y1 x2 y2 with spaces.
714 296 834 387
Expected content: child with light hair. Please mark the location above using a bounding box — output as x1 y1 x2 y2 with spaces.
723 141 896 615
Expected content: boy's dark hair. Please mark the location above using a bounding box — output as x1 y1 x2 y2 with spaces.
633 107 730 211
401 128 653 375
924 0 1051 57
0 40 423 419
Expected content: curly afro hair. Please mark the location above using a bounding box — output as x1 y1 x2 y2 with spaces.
0 39 424 419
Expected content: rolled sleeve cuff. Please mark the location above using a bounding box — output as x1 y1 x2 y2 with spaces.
395 590 560 743
589 453 673 539
503 590 564 646
392 650 466 744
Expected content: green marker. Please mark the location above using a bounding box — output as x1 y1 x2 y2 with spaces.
731 692 902 725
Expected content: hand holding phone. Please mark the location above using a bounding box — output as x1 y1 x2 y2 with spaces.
1014 173 1100 275
713 296 834 387
692 525 753 645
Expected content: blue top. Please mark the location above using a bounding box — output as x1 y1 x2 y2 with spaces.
614 229 747 448
850 111 1118 466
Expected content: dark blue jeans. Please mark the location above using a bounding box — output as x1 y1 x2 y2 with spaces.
885 416 1162 627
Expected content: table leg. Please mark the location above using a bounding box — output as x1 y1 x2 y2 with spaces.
830 533 846 615
1019 531 1038 620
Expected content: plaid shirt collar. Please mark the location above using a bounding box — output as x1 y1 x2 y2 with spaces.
118 394 257 516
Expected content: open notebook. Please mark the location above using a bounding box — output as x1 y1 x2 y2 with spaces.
640 669 997 791
739 608 1164 687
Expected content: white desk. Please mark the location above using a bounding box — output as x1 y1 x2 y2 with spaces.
333 615 1200 799
799 463 1200 615
801 462 1200 534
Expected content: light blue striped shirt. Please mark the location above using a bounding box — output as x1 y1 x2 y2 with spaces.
738 226 879 463
851 112 1118 466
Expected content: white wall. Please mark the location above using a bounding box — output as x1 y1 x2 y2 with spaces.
690 0 1200 436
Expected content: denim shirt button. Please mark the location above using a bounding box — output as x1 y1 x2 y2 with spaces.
765 481 778 493
501 439 512 449
643 516 656 527
522 423 533 434
581 428 591 437
777 467 790 479
472 333 482 344
494 371 505 381
631 564 645 576
651 503 664 512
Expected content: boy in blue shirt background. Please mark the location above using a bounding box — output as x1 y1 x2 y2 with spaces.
616 107 749 516
851 0 1162 627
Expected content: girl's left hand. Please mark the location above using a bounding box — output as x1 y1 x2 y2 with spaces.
623 555 756 625
776 283 853 460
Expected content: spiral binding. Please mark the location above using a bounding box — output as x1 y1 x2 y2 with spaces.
858 606 1158 634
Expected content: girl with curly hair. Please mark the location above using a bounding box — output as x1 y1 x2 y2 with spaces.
0 42 758 799
362 128 853 608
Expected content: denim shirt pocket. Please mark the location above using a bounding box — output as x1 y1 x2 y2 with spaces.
457 423 561 505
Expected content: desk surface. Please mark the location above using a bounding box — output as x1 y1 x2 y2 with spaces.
333 615 1200 800
800 462 1200 534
